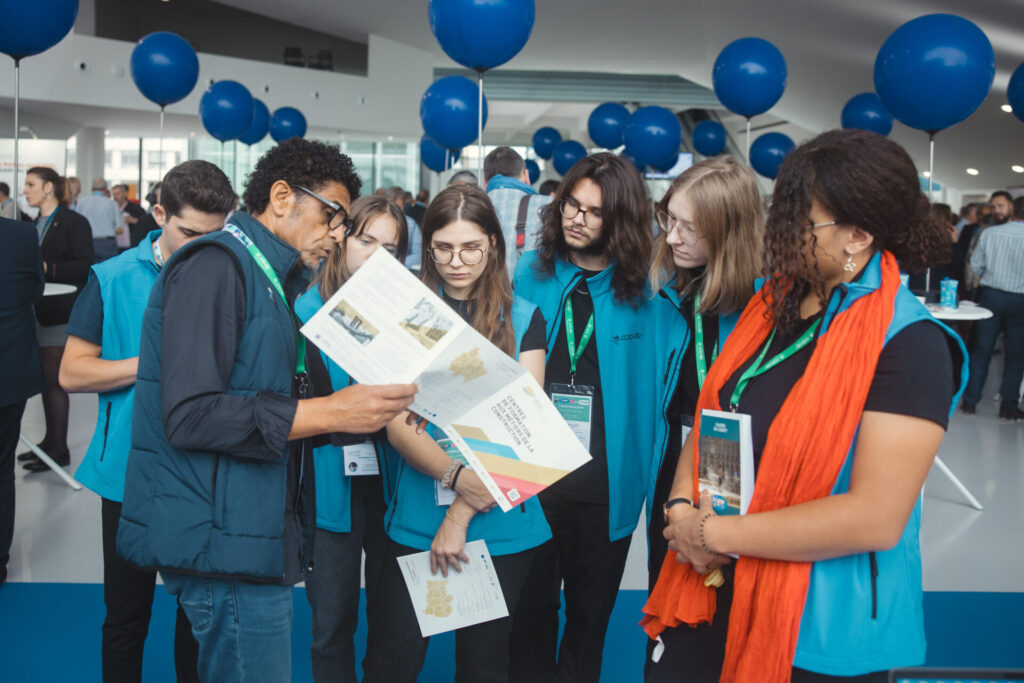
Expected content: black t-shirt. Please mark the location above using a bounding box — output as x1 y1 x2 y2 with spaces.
65 275 104 344
440 291 547 353
542 269 608 503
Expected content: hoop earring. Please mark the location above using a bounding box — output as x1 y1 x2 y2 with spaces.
843 253 856 273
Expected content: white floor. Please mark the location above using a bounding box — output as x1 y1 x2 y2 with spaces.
8 365 1024 593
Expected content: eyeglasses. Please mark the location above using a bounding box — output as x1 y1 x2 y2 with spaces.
810 220 840 230
655 211 700 246
560 198 603 229
294 185 352 232
429 246 485 265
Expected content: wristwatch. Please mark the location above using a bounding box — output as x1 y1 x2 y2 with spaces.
663 497 694 523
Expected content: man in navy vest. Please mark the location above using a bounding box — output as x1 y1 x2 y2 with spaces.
59 160 236 682
117 139 417 683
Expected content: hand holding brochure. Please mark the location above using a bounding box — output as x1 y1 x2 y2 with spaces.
299 249 592 511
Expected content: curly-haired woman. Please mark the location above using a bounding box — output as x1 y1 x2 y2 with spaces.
644 129 968 682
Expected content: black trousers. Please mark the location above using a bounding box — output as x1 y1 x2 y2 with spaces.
101 497 199 683
0 400 26 572
509 491 632 683
362 537 536 683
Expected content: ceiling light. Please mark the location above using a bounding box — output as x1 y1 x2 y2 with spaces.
1012 165 1024 173
922 171 931 178
1002 104 1013 113
966 168 979 176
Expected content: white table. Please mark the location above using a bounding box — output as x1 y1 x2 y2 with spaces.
23 283 83 490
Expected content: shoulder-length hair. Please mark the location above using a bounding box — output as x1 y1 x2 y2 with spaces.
649 156 765 314
533 152 652 306
419 185 516 357
313 195 408 300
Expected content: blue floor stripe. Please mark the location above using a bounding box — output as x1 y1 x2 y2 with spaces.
1 585 1021 681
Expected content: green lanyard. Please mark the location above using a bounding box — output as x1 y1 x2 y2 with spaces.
693 291 718 391
728 318 821 411
564 297 595 378
224 225 306 375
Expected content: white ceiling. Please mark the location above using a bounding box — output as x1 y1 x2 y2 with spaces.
218 0 1024 193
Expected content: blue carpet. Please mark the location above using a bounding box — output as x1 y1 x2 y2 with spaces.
1 585 1021 681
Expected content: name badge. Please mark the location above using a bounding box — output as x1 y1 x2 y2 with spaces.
434 439 471 506
548 382 595 453
343 441 379 476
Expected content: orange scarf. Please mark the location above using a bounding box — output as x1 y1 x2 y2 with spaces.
641 251 901 682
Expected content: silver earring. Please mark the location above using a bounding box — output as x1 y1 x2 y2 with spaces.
844 254 856 272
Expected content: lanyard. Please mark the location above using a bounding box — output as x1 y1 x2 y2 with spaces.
38 210 57 244
563 297 595 379
729 318 821 411
224 225 306 375
693 291 718 391
151 237 165 268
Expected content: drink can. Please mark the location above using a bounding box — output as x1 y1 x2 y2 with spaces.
940 278 958 310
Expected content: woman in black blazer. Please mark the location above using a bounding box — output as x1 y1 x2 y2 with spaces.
20 167 93 469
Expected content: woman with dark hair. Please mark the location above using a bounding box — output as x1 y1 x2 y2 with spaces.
364 185 550 682
19 167 94 471
294 195 408 683
644 129 968 682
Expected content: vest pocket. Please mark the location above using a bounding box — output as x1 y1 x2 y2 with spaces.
99 402 113 461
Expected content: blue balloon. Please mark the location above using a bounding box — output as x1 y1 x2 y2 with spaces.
429 0 534 71
713 37 787 118
0 0 77 60
199 81 254 142
588 102 630 150
552 140 587 176
533 127 562 160
840 93 893 136
874 14 995 133
270 107 307 142
619 151 645 173
239 99 270 145
623 106 682 167
691 120 727 157
653 153 680 173
420 134 461 173
130 32 199 107
749 132 795 180
1005 62 1024 125
525 159 540 185
420 75 488 150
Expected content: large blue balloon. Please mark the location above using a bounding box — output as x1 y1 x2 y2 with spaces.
874 14 995 133
552 140 587 176
239 99 270 145
525 159 540 185
270 107 307 142
749 132 795 180
840 93 893 136
624 106 682 167
0 0 77 60
713 37 787 118
653 153 679 173
533 127 562 160
620 151 645 173
692 120 727 157
588 102 630 150
420 134 461 173
199 81 254 142
1006 62 1024 125
429 0 534 71
420 75 488 150
130 32 199 107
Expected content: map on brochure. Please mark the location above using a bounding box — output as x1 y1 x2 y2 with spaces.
397 540 507 637
299 248 592 512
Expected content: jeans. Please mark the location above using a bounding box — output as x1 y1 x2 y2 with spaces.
509 492 632 683
963 287 1024 409
0 400 26 571
101 498 199 682
163 572 293 683
303 476 388 683
362 538 536 683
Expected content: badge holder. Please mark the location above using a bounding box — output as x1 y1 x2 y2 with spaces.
548 381 595 452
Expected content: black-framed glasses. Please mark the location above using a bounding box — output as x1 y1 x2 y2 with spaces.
294 184 352 232
655 211 700 246
429 246 485 265
559 197 603 229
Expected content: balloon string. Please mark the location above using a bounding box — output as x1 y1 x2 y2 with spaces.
926 134 935 292
13 59 20 206
159 107 165 181
477 71 484 181
745 117 751 166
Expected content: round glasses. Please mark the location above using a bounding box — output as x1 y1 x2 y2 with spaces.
656 211 700 246
429 246 485 265
560 198 603 229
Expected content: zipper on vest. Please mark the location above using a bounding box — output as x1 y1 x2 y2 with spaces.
868 551 879 619
663 349 677 385
385 460 406 533
211 455 220 496
98 402 113 461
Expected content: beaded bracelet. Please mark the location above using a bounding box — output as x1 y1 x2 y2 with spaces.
699 513 715 555
440 461 459 489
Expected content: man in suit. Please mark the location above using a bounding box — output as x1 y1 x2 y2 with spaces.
0 217 46 584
